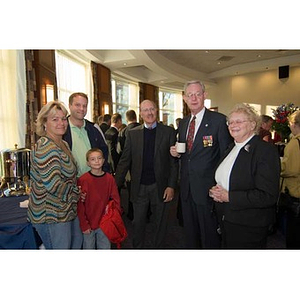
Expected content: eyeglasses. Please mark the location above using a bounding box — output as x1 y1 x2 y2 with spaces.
186 92 204 99
141 107 156 113
226 120 249 126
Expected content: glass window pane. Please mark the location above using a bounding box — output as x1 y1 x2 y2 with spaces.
247 103 261 115
159 90 183 126
112 78 139 123
55 51 92 120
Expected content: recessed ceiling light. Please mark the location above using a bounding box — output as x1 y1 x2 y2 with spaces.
123 63 127 66
217 62 221 65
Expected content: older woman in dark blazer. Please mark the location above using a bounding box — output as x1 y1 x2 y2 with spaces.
209 103 281 248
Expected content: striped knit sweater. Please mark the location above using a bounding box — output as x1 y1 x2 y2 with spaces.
27 137 80 224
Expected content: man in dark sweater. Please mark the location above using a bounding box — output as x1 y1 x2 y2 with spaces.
115 100 178 248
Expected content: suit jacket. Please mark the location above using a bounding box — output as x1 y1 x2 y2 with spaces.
215 135 281 227
115 123 178 203
117 122 140 155
178 108 232 205
105 126 120 173
100 123 110 134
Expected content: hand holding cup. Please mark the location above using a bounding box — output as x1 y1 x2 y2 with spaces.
176 142 186 154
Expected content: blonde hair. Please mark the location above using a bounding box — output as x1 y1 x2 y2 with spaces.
35 101 68 136
228 103 261 134
288 110 300 127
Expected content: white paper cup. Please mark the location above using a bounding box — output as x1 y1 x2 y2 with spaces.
176 142 186 153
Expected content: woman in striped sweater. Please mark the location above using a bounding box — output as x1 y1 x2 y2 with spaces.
28 101 82 249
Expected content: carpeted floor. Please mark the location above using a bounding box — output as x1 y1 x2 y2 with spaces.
118 186 286 250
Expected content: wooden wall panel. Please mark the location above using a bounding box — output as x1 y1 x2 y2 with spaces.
138 82 159 123
96 64 112 115
35 50 56 70
33 50 57 110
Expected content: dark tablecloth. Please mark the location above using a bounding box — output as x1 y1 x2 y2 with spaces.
0 195 40 249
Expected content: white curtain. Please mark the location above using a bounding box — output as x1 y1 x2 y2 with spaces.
0 50 26 150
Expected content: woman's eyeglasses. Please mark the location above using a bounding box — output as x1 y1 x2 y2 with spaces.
226 120 249 126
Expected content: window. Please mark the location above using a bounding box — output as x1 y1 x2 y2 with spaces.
204 99 211 109
159 90 183 126
55 50 93 121
247 103 261 115
111 78 139 123
266 105 277 118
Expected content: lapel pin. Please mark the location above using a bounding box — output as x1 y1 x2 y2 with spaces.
244 144 251 152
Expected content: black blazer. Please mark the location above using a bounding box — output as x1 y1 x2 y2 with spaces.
178 108 233 205
115 123 178 203
105 126 120 173
215 135 281 227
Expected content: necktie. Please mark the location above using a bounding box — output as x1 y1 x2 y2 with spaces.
187 116 196 152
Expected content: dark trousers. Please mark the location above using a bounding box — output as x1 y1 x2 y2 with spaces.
126 180 134 220
132 183 170 248
286 209 300 249
181 191 221 249
223 220 269 249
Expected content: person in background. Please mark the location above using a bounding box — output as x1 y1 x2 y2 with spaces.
105 113 122 175
28 101 82 249
280 110 300 248
175 117 182 137
209 103 280 248
117 109 140 221
97 115 104 127
63 92 110 177
118 110 140 156
119 123 127 132
115 100 178 248
170 80 232 249
93 115 107 145
100 114 111 134
94 115 107 142
77 148 121 249
259 114 274 143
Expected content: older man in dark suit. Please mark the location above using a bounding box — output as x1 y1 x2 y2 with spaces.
170 80 232 249
115 100 178 248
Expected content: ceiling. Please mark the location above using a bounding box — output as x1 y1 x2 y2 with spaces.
73 49 300 91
